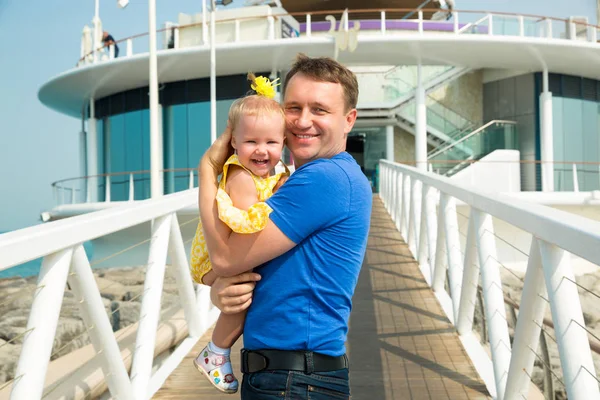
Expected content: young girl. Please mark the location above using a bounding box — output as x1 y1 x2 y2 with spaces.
189 74 288 394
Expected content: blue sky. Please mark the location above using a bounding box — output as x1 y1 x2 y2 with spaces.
0 0 597 232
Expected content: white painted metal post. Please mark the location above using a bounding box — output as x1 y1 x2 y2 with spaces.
93 0 100 63
267 8 275 40
79 116 87 204
129 173 134 201
540 69 554 192
518 15 524 36
417 184 434 284
418 10 423 34
130 214 172 399
395 171 404 232
400 174 411 238
202 0 208 45
126 38 132 56
432 195 448 293
174 27 180 49
109 44 115 59
306 14 312 37
442 195 463 320
487 13 493 35
390 168 397 222
87 99 98 203
538 241 600 399
189 170 194 189
407 179 421 256
504 239 548 400
386 125 394 162
456 213 479 335
572 163 579 192
10 248 73 400
69 246 134 400
473 210 511 400
415 64 427 171
453 12 459 33
149 0 162 199
546 18 552 38
168 215 203 337
380 11 386 35
235 20 240 42
210 1 217 144
105 175 111 202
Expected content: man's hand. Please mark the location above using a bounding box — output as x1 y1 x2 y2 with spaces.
200 123 234 177
210 272 261 314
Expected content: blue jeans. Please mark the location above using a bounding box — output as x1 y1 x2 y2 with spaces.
241 368 350 399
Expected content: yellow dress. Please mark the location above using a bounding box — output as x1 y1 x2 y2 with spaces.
190 154 289 284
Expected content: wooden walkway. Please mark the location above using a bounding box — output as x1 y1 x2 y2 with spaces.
153 197 489 399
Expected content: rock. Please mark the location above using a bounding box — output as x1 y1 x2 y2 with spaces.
0 339 22 384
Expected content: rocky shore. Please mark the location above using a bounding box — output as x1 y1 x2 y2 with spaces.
0 266 182 385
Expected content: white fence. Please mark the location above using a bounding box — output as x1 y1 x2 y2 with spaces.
0 189 217 400
379 160 600 400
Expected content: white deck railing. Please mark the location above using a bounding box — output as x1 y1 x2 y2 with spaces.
0 189 218 400
78 8 600 66
379 160 600 400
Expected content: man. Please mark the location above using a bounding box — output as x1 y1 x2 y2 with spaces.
198 54 372 399
102 31 119 58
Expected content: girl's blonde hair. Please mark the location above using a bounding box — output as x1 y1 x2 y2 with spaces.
228 73 285 134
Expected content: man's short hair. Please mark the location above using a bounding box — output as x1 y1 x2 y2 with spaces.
283 53 359 112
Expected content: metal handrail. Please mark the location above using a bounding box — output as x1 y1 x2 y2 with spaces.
427 120 517 159
79 7 600 63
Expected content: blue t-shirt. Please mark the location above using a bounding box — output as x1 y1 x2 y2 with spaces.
243 152 372 356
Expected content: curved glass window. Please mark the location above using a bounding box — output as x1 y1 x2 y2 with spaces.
94 74 267 201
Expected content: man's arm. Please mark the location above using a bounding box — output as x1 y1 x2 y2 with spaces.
198 133 295 278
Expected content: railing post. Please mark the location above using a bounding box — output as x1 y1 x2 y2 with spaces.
168 215 203 337
395 171 404 233
71 184 76 204
473 210 511 400
109 44 115 59
105 176 111 202
390 167 397 222
174 27 180 49
572 163 579 192
10 248 74 400
518 15 525 36
443 195 463 320
538 240 600 399
130 214 172 398
53 184 58 206
400 174 411 239
453 11 459 33
546 18 552 38
504 239 548 400
590 25 598 42
456 212 479 335
487 13 493 36
407 179 421 256
417 184 435 284
68 246 135 400
129 173 135 201
189 170 194 189
267 8 275 40
127 38 132 56
432 194 448 293
306 14 312 37
418 10 423 34
380 11 386 35
235 20 240 42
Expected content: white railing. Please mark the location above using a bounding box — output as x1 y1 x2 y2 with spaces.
379 160 600 400
0 189 218 400
51 169 197 207
76 8 600 66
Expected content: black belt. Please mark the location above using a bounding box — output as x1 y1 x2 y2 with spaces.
241 349 349 374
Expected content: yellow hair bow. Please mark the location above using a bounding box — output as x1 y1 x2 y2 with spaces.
251 76 280 99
